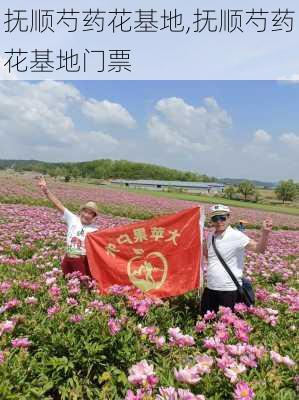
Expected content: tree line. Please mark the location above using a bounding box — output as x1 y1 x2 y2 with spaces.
0 159 217 183
223 180 299 204
1 159 297 203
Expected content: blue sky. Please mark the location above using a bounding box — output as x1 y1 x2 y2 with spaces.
73 80 299 139
74 80 299 181
0 80 298 182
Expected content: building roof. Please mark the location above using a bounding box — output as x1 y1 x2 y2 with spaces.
111 179 225 189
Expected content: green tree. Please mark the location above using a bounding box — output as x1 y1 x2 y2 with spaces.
223 185 236 200
48 168 57 178
1 158 218 182
275 180 298 204
52 167 64 178
71 167 80 180
254 189 260 203
238 181 255 201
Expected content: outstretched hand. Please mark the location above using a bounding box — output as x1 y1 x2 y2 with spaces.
37 176 47 192
36 175 64 212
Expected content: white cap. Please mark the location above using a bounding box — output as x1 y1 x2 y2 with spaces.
209 204 231 217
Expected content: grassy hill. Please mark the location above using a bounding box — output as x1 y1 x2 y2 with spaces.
0 159 279 188
221 177 276 189
0 159 217 182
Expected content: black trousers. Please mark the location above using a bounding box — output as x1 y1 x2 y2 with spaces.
200 287 240 316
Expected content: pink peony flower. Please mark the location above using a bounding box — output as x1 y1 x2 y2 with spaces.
203 336 221 350
11 337 32 348
177 389 205 400
109 284 132 296
0 298 21 314
0 320 15 335
233 381 255 399
0 351 5 364
195 354 214 374
224 363 246 383
69 314 83 324
45 277 56 286
174 355 213 385
25 296 38 305
47 305 60 316
246 345 266 360
157 387 178 400
195 321 206 333
152 335 166 348
88 299 104 311
270 351 296 368
217 353 235 369
282 355 296 368
174 365 201 385
137 324 158 337
48 285 61 299
234 303 248 313
203 310 216 321
104 304 116 316
227 344 247 356
108 318 122 335
67 297 79 306
216 329 230 342
240 355 257 368
0 281 12 294
128 360 158 387
168 327 195 347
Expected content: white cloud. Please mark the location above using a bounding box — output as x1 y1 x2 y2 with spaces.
242 129 272 157
242 129 275 159
88 130 118 146
74 130 119 159
148 97 232 154
236 128 296 181
0 81 77 147
82 99 136 129
146 97 298 180
0 82 298 181
0 80 135 161
280 132 299 147
253 129 272 144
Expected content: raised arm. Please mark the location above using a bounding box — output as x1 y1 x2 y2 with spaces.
37 176 65 214
246 219 272 254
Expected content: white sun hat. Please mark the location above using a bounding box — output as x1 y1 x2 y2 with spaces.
209 204 231 217
80 201 98 216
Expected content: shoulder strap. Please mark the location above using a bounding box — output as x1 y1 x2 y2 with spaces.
212 235 243 293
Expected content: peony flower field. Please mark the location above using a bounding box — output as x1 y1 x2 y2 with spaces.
0 174 299 229
0 177 298 399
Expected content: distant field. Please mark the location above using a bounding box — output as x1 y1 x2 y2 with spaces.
1 173 299 228
107 185 299 217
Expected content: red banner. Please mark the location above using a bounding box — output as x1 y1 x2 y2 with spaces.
86 207 201 298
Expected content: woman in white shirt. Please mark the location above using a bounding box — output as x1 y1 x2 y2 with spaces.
201 204 272 315
38 176 98 277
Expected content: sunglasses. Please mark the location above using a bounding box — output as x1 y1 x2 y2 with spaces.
211 215 227 223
